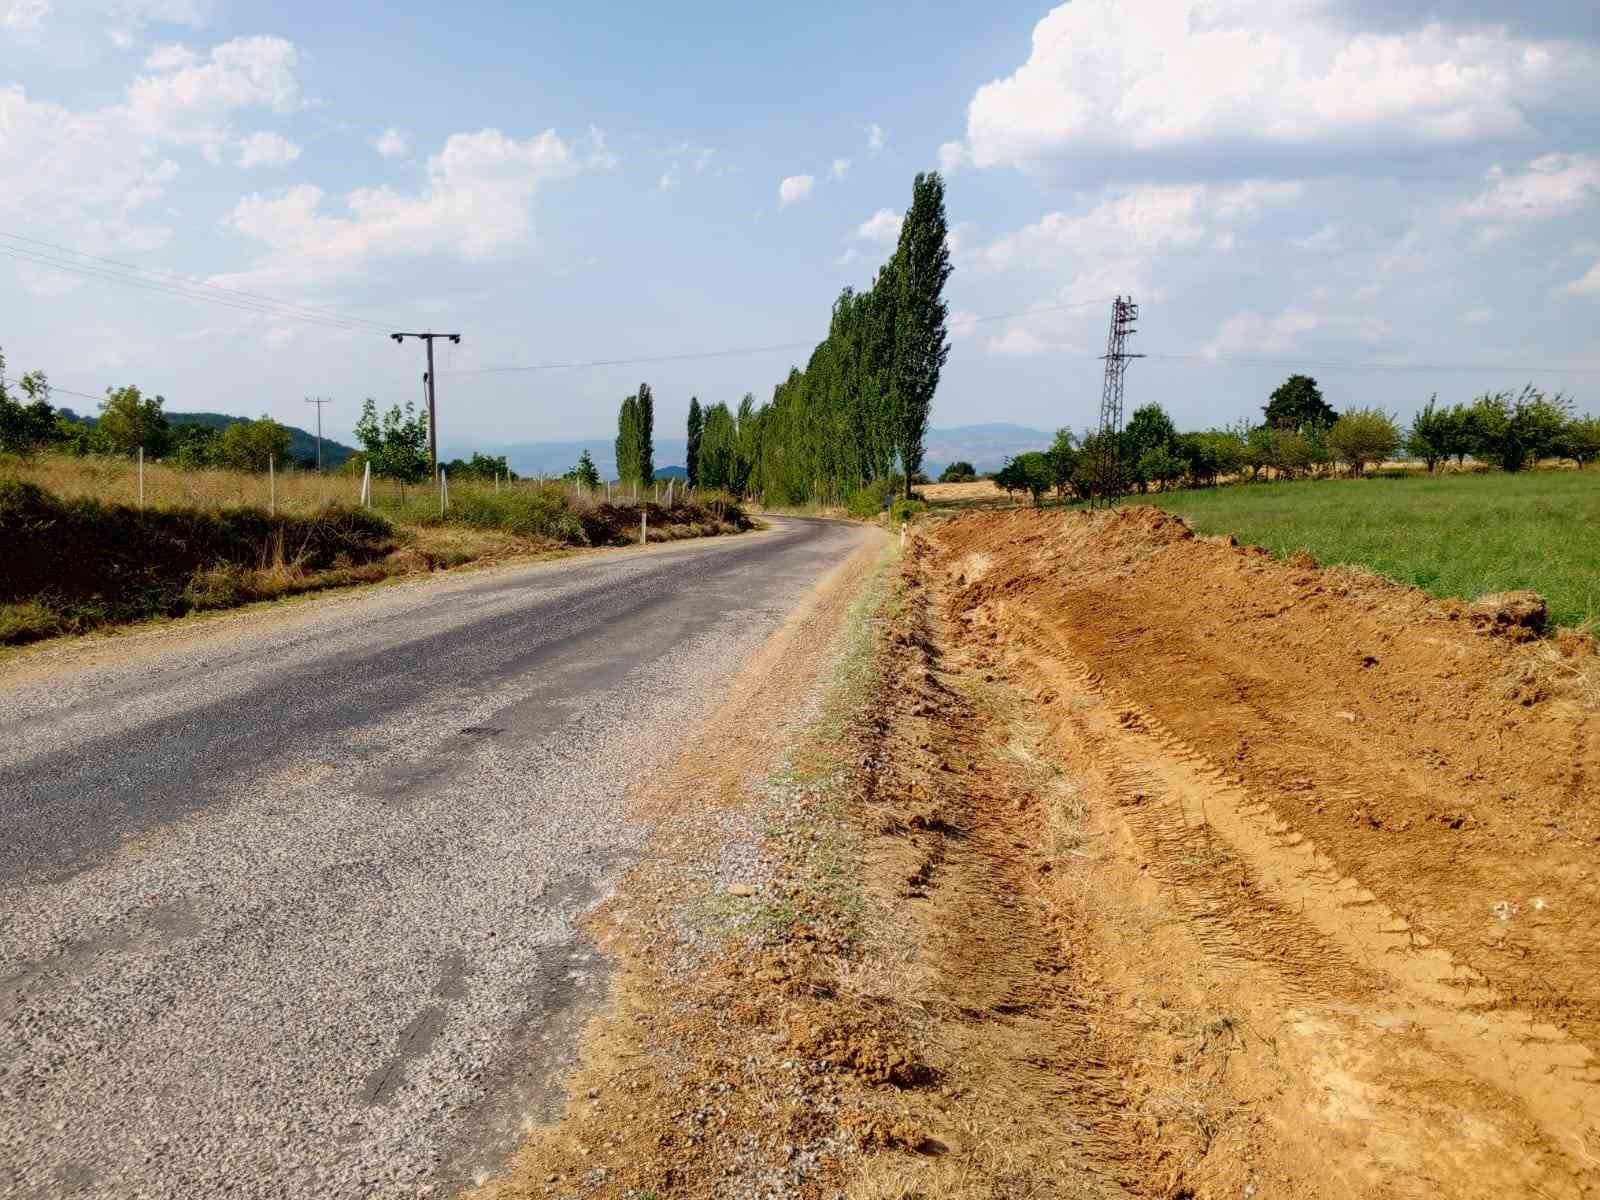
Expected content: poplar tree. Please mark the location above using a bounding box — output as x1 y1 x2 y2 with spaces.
636 382 655 484
615 394 639 486
891 171 951 498
685 397 703 488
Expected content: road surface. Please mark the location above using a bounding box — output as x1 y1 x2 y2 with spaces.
0 516 876 1199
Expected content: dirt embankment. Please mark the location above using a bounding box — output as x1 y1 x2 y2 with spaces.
916 506 1600 1197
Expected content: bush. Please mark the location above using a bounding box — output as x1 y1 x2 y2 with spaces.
889 498 927 523
1327 408 1401 475
846 477 897 519
938 461 977 483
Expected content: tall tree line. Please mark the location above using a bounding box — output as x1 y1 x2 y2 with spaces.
741 171 951 504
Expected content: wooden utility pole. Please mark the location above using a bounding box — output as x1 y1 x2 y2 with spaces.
304 397 332 471
390 331 461 475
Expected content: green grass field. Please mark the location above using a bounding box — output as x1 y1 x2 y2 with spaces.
1149 470 1600 632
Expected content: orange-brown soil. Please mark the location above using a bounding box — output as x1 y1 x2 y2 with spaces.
469 506 1600 1200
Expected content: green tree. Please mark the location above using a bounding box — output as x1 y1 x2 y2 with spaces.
1406 395 1452 471
1045 429 1079 498
732 393 757 495
685 398 703 488
444 452 513 481
1326 407 1401 476
1269 429 1316 479
616 394 640 486
938 460 977 483
354 397 430 487
216 416 292 472
93 385 171 457
1121 403 1178 493
565 449 601 486
697 402 737 490
993 451 1053 506
635 381 655 484
890 172 952 499
1469 386 1572 471
171 423 220 468
1264 374 1337 432
1557 415 1600 468
0 354 63 453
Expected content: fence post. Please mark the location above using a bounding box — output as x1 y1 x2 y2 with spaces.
269 454 277 516
440 467 449 517
137 446 144 509
640 509 647 546
361 460 372 507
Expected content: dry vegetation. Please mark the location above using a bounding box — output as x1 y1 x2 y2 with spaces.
0 453 749 645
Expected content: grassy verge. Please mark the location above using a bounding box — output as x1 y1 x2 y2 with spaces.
0 455 751 645
1150 470 1600 631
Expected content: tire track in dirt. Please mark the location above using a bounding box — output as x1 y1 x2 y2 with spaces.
926 507 1600 1198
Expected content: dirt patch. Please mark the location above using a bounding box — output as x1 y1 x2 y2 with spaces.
919 505 1600 1196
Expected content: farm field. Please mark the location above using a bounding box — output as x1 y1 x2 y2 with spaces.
1151 469 1600 631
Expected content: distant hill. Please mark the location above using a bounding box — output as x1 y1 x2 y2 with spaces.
655 465 688 480
168 412 358 467
466 423 1052 481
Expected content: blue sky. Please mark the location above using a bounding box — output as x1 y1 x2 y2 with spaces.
2 0 1598 456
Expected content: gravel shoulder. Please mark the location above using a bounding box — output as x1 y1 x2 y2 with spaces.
0 516 878 1200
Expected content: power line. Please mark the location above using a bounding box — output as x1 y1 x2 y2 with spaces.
0 236 401 335
441 298 1119 375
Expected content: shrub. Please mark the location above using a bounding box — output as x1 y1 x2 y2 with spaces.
889 498 927 523
938 461 977 483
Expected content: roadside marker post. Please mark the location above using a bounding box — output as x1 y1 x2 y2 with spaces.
360 461 371 507
440 467 449 517
137 446 144 509
269 455 276 517
640 510 647 546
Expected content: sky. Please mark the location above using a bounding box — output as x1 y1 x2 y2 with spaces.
2 0 1599 457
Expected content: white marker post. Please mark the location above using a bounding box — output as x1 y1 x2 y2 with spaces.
137 446 144 509
640 509 647 546
269 455 276 517
440 467 449 517
361 460 372 507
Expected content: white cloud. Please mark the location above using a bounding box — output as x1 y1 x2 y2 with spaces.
988 327 1047 356
830 157 850 180
856 207 903 243
937 141 964 173
1461 307 1493 324
1206 307 1321 357
835 247 860 267
1567 261 1600 296
949 309 980 339
3 0 50 32
866 122 884 152
982 181 1298 269
960 0 1599 173
1204 305 1389 358
373 127 409 158
237 129 299 168
218 127 597 288
1461 153 1600 222
778 173 814 207
126 35 300 155
658 164 679 191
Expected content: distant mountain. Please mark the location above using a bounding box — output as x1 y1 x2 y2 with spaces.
466 424 1052 481
921 423 1052 475
655 465 688 480
169 412 357 467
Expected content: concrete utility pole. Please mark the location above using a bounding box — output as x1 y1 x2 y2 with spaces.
304 397 332 471
389 331 461 476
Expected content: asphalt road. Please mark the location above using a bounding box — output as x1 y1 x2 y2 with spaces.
0 516 876 1200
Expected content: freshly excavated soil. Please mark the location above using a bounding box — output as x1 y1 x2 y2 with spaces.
914 506 1600 1198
